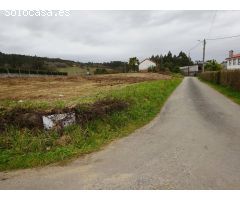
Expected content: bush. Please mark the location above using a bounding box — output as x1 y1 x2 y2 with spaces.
94 68 108 75
199 70 240 91
205 60 222 71
148 66 157 72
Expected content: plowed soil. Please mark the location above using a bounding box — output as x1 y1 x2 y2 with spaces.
0 73 170 101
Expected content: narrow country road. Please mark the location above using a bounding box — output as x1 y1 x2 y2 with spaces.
1 77 240 189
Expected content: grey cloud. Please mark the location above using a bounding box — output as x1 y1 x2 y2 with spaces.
0 10 240 62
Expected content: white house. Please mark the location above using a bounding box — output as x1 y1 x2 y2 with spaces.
139 59 156 71
226 50 240 69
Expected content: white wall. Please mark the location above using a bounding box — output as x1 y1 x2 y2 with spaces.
227 58 240 69
180 65 199 72
139 60 156 70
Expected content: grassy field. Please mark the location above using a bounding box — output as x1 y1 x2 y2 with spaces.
0 73 181 171
57 66 96 75
57 66 115 76
199 78 240 105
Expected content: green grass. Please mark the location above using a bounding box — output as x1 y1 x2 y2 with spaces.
57 66 96 75
199 78 240 105
0 78 182 171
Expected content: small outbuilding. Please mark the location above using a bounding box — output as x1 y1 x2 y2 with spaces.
139 59 156 71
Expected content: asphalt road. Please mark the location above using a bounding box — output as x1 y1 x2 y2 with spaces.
1 77 240 189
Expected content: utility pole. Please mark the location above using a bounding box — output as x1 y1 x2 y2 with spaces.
160 55 163 70
202 39 206 72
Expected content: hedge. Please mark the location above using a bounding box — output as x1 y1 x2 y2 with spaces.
0 68 67 76
94 68 108 74
199 70 240 91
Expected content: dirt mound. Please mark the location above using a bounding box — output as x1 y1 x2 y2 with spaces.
75 98 129 124
0 108 44 131
0 98 129 132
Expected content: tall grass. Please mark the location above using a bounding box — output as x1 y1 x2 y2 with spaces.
199 78 240 105
0 78 182 171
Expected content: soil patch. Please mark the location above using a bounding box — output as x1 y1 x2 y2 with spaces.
0 98 129 132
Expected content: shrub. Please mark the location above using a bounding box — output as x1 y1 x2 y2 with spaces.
94 68 108 75
205 60 222 71
148 66 157 72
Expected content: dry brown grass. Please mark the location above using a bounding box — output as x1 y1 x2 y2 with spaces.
0 73 171 102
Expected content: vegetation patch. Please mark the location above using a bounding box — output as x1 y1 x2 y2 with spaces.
0 78 181 171
199 78 240 105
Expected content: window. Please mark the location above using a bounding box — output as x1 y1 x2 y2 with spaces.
229 60 231 66
233 59 236 65
238 58 240 65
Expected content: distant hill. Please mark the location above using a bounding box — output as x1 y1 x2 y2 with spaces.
0 51 81 72
0 52 127 75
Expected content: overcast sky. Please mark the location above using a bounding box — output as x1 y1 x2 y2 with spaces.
0 10 240 62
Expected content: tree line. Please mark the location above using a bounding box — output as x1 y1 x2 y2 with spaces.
149 51 193 73
0 52 78 71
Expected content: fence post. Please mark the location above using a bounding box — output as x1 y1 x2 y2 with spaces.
18 68 21 77
6 67 10 77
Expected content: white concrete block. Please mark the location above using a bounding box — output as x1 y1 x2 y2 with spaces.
42 112 76 130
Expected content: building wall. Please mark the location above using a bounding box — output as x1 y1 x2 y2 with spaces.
227 58 240 69
180 65 199 76
139 60 156 70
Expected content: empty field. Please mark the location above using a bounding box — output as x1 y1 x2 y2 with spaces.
0 73 170 110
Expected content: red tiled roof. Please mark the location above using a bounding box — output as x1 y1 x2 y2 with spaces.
232 53 240 58
226 53 240 60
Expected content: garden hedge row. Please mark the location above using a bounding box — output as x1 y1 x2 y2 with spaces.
199 70 240 91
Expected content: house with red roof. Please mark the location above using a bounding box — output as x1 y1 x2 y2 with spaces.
226 50 240 69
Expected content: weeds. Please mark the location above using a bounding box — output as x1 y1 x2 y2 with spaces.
199 78 240 105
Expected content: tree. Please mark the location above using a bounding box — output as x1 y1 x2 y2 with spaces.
32 56 44 71
176 51 193 67
128 57 139 72
149 51 193 73
205 60 222 71
166 51 172 61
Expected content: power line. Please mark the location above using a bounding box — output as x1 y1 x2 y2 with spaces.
188 41 202 52
207 11 217 38
206 34 240 41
